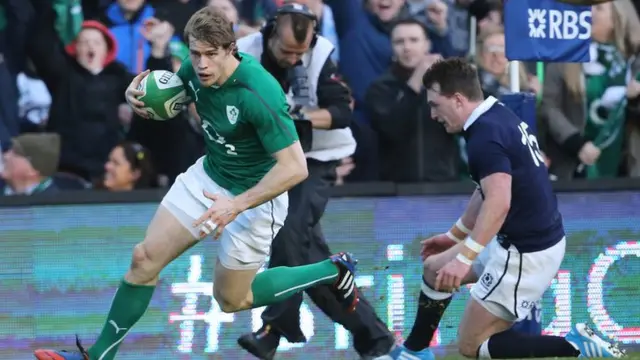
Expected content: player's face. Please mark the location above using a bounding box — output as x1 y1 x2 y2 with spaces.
75 28 108 72
268 25 313 68
189 39 230 87
427 84 464 133
103 146 139 191
391 24 430 69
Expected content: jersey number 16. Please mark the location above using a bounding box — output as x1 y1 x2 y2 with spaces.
518 122 544 167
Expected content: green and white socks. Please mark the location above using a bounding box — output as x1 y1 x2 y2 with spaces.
87 259 339 359
87 281 154 360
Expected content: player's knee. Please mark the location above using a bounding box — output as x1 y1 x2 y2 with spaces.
129 243 161 280
213 287 251 313
457 337 482 358
422 258 439 286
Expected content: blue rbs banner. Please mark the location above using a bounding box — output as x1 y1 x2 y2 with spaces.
504 0 592 62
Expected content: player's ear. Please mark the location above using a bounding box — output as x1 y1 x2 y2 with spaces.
453 93 465 108
227 42 238 56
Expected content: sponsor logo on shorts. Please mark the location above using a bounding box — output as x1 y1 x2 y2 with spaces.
480 273 493 289
520 300 536 310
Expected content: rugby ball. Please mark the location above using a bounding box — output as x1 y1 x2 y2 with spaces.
137 70 188 120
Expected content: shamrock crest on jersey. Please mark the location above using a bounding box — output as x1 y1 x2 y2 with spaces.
226 105 239 125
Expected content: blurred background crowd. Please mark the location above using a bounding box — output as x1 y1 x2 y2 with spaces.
2 0 640 196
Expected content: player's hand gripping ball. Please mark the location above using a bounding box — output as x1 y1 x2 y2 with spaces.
135 70 188 120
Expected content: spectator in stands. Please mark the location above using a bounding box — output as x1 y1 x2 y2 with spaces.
541 1 638 180
366 19 460 182
98 0 156 74
326 0 451 182
284 0 340 63
1 133 61 196
26 0 173 182
327 0 452 123
619 0 640 176
100 141 156 191
208 0 260 37
475 26 539 98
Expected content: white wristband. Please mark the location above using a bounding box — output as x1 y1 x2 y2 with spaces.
456 218 471 234
464 237 485 254
456 253 473 265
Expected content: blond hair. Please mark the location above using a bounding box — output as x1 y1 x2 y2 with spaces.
184 7 236 50
563 0 640 99
475 25 529 91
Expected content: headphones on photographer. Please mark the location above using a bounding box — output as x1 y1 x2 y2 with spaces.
261 3 320 48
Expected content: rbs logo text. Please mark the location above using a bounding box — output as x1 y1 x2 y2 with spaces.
528 9 591 40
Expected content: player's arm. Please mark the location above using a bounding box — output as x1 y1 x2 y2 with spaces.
234 142 308 212
232 90 308 212
458 137 512 264
300 58 352 130
445 189 483 242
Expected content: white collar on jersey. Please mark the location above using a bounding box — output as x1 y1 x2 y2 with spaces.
463 95 498 131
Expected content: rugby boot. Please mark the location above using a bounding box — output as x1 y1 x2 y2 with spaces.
329 252 359 312
387 344 435 360
565 323 625 358
34 336 90 360
237 325 279 360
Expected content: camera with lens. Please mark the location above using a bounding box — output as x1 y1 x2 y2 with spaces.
288 65 313 152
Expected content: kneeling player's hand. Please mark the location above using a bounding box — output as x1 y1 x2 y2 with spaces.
193 190 241 240
435 257 471 293
125 70 151 118
420 233 457 261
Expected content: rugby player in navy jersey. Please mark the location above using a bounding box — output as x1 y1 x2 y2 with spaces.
389 58 624 360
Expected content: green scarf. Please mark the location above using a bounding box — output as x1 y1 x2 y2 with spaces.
52 0 83 46
583 43 628 179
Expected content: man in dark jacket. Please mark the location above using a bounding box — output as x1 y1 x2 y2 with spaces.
325 0 453 182
26 0 172 181
235 6 393 359
366 19 460 182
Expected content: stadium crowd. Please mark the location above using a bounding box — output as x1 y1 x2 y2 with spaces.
2 0 640 196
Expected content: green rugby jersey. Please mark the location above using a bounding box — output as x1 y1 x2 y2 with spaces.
177 53 298 195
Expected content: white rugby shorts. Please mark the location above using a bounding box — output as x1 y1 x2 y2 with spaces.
161 156 288 270
470 237 566 321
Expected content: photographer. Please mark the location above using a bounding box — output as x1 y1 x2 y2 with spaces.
236 4 393 359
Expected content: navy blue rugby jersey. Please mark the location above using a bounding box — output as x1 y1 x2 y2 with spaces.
463 97 564 252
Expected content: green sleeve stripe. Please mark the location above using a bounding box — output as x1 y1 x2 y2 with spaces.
236 82 298 144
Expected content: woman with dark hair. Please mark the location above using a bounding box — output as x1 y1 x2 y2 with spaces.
100 141 157 191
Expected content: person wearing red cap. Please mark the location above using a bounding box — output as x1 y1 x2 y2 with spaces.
25 0 174 182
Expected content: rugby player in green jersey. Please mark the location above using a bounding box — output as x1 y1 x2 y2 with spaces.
34 7 359 360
